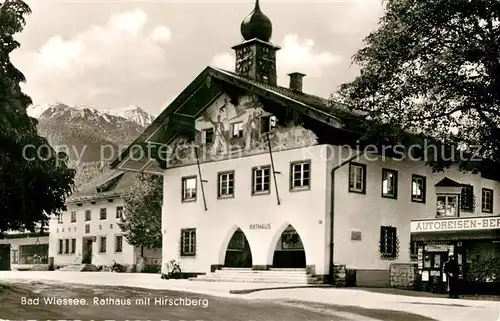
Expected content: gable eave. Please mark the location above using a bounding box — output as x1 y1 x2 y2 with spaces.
110 66 217 170
111 66 349 172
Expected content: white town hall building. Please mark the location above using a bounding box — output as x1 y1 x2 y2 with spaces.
111 0 500 288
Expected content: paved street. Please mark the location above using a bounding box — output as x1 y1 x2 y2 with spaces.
0 271 499 321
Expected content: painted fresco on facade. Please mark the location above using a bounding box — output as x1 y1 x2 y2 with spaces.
168 94 318 166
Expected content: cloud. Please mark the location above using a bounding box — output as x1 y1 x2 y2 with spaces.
211 33 341 88
151 26 172 43
12 8 173 105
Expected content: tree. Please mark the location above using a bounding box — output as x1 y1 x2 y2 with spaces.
336 0 500 168
0 0 75 233
119 174 163 258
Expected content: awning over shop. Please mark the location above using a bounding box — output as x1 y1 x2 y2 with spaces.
411 216 500 241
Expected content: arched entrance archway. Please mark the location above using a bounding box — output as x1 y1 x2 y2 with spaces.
272 225 306 268
224 228 252 268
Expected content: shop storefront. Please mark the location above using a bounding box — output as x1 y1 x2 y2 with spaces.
411 217 500 294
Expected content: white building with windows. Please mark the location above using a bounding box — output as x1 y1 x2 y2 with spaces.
111 1 500 289
0 231 49 271
48 170 161 268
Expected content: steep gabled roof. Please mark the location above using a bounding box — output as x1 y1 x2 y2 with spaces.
434 177 463 187
67 170 136 203
110 66 352 172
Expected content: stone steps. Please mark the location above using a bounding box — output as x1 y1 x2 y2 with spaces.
191 268 320 284
58 264 98 272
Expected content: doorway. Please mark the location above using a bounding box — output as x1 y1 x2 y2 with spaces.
224 229 252 268
422 249 449 293
82 238 93 264
272 225 306 268
0 244 11 271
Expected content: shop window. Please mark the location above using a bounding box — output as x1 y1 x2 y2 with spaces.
19 244 48 264
252 166 271 194
58 239 63 254
180 228 196 257
460 185 475 212
410 241 419 260
181 176 197 202
64 239 69 254
411 175 426 203
281 229 304 250
436 194 459 217
482 188 493 213
380 226 398 259
290 161 310 190
218 171 234 198
381 169 398 199
71 239 76 254
349 163 366 194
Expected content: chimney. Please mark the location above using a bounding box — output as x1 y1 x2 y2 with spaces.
288 72 306 92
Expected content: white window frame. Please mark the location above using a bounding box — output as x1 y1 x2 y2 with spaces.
482 188 493 213
291 161 310 190
349 163 365 193
231 122 243 138
252 166 271 194
182 177 197 202
436 194 459 217
382 169 398 198
218 171 234 198
202 128 214 144
116 206 123 219
411 175 426 202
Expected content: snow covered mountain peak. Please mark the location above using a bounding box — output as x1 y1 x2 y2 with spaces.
27 102 154 127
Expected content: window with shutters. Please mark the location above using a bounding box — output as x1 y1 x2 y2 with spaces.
460 185 475 212
380 226 398 259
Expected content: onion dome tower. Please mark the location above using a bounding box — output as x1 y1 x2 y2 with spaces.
232 0 281 86
240 0 272 42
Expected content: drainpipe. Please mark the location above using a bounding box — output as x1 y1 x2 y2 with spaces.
329 150 368 284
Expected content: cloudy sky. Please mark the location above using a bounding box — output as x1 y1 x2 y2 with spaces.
12 0 385 116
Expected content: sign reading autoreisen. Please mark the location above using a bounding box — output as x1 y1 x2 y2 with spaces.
411 217 500 233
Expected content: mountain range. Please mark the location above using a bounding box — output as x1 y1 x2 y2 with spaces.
27 102 154 189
